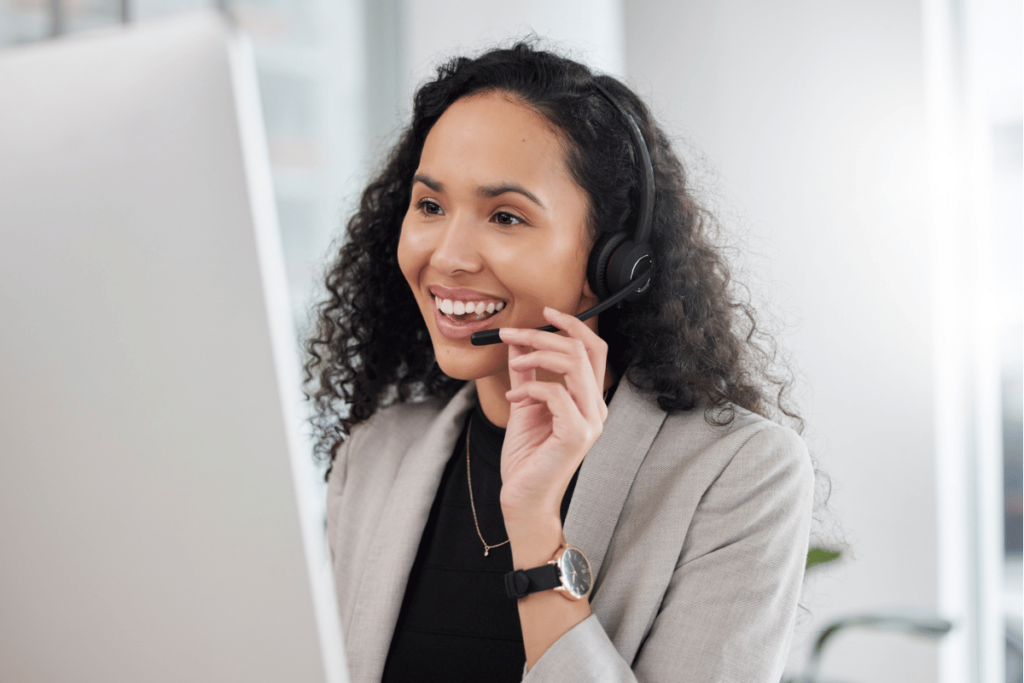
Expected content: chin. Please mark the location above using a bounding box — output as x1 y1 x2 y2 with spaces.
432 340 505 381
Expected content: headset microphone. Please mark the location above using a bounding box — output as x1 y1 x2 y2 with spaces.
470 266 651 346
470 80 656 347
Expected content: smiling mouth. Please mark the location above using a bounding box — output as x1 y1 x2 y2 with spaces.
432 295 505 323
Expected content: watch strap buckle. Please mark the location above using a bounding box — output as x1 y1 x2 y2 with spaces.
504 564 561 599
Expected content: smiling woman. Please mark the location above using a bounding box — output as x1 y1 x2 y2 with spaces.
305 42 815 683
399 92 604 423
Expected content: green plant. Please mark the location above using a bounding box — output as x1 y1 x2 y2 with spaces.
806 547 841 571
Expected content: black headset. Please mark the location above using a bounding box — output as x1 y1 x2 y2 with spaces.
471 81 655 346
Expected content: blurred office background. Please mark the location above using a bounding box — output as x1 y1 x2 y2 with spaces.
1 0 1019 681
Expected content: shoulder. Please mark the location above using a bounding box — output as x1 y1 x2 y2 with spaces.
622 400 814 576
344 397 449 453
661 405 807 464
326 394 453 495
641 400 813 502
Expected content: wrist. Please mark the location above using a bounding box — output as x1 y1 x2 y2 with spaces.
499 487 562 523
505 515 564 570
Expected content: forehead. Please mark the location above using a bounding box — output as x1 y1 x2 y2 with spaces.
418 92 576 192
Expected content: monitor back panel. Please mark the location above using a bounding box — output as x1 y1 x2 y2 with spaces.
0 13 335 683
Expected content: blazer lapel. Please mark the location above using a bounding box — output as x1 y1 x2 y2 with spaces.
345 382 477 683
563 377 667 588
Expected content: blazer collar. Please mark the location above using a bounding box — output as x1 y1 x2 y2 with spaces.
563 376 667 589
346 376 665 683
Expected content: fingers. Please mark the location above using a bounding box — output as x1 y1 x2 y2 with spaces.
507 349 600 423
505 380 602 449
506 341 536 394
499 307 608 395
499 307 609 423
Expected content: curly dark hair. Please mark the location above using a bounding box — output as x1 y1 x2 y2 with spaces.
304 41 803 468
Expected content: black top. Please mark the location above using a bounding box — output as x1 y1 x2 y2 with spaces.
381 401 579 683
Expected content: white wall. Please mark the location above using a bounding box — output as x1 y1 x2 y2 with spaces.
624 1 942 681
398 0 626 109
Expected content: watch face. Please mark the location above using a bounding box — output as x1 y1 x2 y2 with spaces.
557 546 593 599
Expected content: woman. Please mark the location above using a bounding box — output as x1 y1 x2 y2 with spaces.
306 43 815 682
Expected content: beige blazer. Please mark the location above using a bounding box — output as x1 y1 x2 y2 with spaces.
326 377 814 682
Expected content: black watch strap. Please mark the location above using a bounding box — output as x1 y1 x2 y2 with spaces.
504 564 560 599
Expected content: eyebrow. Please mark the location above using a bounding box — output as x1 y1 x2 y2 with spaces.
478 182 546 209
412 174 546 210
412 174 444 192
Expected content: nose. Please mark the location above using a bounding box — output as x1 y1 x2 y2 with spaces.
429 210 483 276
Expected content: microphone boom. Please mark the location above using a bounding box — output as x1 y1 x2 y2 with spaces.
470 268 651 346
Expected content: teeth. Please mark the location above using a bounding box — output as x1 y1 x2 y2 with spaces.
433 295 505 319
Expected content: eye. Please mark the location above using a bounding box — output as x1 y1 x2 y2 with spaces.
492 211 524 227
416 199 444 216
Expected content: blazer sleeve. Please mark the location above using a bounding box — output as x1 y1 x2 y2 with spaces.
524 423 815 683
325 429 355 564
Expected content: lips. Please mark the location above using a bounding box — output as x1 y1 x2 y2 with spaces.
426 285 507 340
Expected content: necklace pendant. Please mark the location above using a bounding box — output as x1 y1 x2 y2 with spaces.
484 547 489 557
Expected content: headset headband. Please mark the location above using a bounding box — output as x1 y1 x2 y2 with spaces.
590 81 655 246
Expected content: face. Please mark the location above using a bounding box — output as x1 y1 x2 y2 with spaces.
397 91 598 382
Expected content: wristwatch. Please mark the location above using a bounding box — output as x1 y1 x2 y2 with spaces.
504 543 593 601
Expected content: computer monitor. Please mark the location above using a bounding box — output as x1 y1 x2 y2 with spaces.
0 12 346 682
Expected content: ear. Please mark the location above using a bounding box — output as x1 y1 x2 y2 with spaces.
582 273 599 303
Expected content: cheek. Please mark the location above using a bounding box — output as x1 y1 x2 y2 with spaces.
396 219 422 289
504 233 590 303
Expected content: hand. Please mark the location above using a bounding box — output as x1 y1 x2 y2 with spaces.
497 307 610 527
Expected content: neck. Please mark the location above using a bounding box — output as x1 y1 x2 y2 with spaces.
475 364 617 429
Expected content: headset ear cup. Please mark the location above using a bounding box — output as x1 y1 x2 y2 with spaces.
587 231 629 300
607 240 654 300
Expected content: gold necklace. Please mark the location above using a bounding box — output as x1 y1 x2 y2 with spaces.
466 415 510 557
